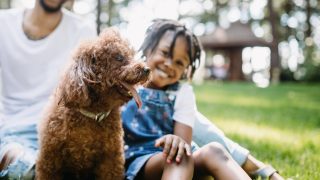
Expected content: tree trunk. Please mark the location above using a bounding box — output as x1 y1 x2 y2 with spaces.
268 0 280 84
228 48 245 81
306 0 312 38
107 0 114 26
96 0 102 34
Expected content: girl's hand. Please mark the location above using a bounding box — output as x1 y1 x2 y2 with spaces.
154 134 192 164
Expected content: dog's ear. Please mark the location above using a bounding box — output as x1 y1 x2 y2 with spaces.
59 41 97 107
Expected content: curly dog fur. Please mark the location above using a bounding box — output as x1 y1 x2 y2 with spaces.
36 28 150 180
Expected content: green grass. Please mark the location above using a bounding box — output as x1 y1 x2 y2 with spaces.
193 81 320 180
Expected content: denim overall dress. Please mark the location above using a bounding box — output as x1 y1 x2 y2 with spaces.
121 84 180 180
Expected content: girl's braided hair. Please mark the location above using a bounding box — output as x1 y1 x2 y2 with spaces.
139 19 202 80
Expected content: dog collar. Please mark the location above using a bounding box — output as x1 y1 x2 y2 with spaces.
78 108 111 122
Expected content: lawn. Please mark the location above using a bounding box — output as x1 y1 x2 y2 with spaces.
193 81 320 180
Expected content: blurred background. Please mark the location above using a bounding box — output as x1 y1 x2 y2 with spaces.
1 0 319 179
1 0 320 86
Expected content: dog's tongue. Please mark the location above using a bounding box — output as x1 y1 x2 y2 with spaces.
120 82 142 108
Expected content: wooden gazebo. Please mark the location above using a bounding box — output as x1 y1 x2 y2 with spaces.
200 21 271 81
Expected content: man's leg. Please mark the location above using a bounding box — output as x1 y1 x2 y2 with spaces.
0 124 38 179
0 144 24 170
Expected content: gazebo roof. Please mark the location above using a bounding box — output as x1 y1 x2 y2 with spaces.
200 21 271 49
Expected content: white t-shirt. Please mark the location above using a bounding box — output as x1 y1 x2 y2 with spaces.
172 83 197 128
0 8 97 128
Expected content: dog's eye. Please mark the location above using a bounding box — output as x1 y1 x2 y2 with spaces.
115 54 124 62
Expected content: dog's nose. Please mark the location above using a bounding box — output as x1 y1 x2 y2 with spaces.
143 67 151 75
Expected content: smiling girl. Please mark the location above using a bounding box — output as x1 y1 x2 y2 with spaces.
121 19 250 180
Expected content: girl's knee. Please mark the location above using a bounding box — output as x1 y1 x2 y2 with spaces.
200 142 230 163
163 155 194 180
166 154 194 169
183 154 194 169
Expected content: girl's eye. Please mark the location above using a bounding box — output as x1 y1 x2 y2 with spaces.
161 50 169 57
176 60 185 67
115 54 124 61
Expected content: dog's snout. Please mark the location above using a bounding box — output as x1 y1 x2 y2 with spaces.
143 67 151 75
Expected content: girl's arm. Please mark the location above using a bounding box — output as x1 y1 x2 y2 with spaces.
174 121 192 144
172 122 193 163
155 83 196 163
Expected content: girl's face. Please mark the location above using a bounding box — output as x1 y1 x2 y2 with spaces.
146 31 190 89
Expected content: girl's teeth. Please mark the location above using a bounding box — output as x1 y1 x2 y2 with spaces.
156 69 168 78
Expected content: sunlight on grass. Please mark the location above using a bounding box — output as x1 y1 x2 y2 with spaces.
201 96 273 108
210 118 320 148
194 82 320 179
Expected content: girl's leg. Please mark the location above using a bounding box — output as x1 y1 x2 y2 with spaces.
138 153 194 180
193 142 251 180
242 155 283 180
242 154 265 173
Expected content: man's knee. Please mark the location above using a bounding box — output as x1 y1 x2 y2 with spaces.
0 145 35 180
0 144 24 171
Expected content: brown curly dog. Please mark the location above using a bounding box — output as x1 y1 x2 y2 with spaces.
36 28 150 180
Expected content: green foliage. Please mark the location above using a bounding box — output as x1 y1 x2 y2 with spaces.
301 47 320 82
194 81 320 180
280 68 296 82
302 63 320 82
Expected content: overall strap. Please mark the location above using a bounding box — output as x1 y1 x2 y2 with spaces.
165 82 181 106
